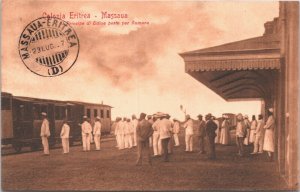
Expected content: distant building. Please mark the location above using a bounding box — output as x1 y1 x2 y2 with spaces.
180 2 298 188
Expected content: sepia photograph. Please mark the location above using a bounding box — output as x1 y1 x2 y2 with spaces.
1 0 299 191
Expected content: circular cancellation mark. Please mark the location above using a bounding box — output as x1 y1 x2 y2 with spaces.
18 17 79 77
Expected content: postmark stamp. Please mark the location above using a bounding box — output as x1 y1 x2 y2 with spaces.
18 17 79 77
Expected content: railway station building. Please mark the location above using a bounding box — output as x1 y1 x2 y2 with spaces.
180 2 298 188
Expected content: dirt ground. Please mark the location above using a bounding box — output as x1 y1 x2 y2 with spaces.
2 135 289 191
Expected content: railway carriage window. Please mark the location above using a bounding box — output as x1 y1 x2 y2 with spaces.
40 105 48 119
67 106 72 120
94 109 98 117
55 106 66 120
55 106 60 119
107 110 110 118
87 108 91 118
100 110 104 118
24 104 32 120
33 104 40 120
1 97 11 110
19 105 25 121
61 107 66 119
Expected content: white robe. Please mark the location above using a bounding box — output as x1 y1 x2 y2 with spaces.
132 119 138 146
116 121 125 149
249 120 257 143
243 119 251 145
263 115 275 152
220 120 230 145
214 120 220 143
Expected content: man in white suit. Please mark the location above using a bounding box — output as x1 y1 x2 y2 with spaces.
81 116 92 151
93 116 102 150
152 112 163 156
60 120 70 154
40 112 50 155
132 115 138 147
184 114 194 152
251 114 265 154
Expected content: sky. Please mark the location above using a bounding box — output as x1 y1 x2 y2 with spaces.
2 1 279 120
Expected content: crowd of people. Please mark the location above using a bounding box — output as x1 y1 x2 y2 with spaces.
38 108 275 164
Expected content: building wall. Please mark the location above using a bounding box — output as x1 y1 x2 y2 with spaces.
279 2 299 188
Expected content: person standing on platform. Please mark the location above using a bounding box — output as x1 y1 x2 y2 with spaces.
249 115 257 144
243 115 251 145
152 112 163 157
124 118 133 149
136 113 154 166
263 108 275 161
172 118 180 147
205 113 217 160
213 116 220 144
81 116 92 151
196 114 206 154
219 115 230 145
147 115 154 147
93 116 102 151
184 114 194 152
113 117 121 148
40 112 50 155
60 120 70 154
236 113 246 156
166 114 173 154
158 113 172 162
132 115 138 147
117 118 125 150
251 114 265 154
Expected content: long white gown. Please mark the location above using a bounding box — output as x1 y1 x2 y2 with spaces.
249 120 257 144
263 115 275 152
214 120 220 143
243 119 251 145
219 120 230 145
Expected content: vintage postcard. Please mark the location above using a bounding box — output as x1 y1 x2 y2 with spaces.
1 0 299 191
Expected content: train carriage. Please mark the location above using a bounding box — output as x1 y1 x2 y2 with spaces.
2 93 13 145
70 101 112 134
1 92 112 153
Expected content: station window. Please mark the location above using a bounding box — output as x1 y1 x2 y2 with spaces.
1 97 11 110
100 109 104 118
107 110 110 118
94 109 98 117
87 108 91 118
